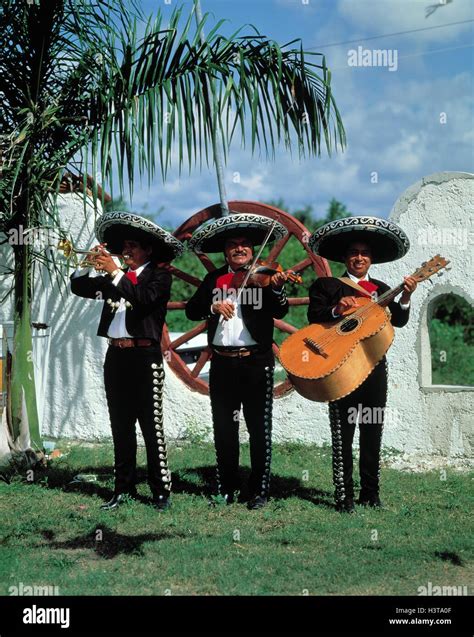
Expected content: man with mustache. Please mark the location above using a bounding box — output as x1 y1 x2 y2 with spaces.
186 213 288 509
70 212 183 511
308 217 417 513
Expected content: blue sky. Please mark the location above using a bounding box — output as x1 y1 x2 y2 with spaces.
116 0 474 226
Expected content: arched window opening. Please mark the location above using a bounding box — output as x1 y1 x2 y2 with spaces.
429 293 474 387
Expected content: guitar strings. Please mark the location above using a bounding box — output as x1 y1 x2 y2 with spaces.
300 259 443 354
311 285 403 348
306 284 405 352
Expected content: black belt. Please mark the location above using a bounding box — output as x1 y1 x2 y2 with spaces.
213 349 252 358
212 345 263 358
108 338 156 349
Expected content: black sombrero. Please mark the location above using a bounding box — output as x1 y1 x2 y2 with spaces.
187 213 287 253
308 216 410 263
95 211 184 262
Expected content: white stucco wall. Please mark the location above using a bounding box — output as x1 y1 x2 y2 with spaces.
369 172 474 458
1 172 472 457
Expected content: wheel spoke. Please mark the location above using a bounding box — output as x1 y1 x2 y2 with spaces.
170 322 207 350
288 297 309 306
288 256 313 273
191 348 211 378
267 232 290 261
274 318 298 334
167 265 202 287
196 253 216 273
167 301 186 310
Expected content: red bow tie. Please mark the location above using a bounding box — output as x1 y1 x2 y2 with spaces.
126 270 138 285
357 279 378 295
215 272 235 290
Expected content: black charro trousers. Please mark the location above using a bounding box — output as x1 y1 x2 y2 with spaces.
208 349 275 499
328 357 388 504
103 345 171 498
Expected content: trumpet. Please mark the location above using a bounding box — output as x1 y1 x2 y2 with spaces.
57 238 126 268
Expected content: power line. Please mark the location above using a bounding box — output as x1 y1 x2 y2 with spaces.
397 41 474 60
308 19 474 50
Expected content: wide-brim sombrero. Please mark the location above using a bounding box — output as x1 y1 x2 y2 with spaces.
187 213 287 253
308 216 410 264
95 211 184 262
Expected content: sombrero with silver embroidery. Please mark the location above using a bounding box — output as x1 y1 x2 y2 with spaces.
95 211 184 262
187 213 287 253
308 216 410 264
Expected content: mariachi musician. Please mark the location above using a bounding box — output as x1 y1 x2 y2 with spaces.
70 212 183 511
307 217 417 512
185 213 289 509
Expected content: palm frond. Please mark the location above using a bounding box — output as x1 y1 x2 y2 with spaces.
0 0 345 278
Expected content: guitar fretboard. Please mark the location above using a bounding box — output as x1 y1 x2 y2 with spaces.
376 283 405 307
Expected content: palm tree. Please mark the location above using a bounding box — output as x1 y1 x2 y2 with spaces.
0 0 345 462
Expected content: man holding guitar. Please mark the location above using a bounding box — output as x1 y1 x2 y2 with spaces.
307 217 417 512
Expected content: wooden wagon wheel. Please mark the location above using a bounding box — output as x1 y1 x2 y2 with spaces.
161 201 331 397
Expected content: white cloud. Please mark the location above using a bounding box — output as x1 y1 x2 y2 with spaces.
275 0 318 12
338 0 473 45
115 1 472 231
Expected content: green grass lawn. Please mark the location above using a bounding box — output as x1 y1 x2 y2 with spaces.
1 442 472 596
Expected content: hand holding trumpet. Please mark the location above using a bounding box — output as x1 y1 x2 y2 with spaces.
87 244 119 275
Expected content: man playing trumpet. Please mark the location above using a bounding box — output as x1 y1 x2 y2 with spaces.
70 212 183 511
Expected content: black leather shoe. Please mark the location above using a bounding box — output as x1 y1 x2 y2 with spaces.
100 493 136 511
358 495 383 508
152 495 171 512
336 498 355 514
247 496 268 510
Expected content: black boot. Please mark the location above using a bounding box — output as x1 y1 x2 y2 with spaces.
152 494 171 511
358 493 383 508
336 497 355 514
100 491 136 511
247 495 268 510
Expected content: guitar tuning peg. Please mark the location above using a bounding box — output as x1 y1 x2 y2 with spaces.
437 271 444 277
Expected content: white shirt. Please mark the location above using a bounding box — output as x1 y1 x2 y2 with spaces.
211 268 257 347
212 299 257 347
72 261 150 338
210 265 285 348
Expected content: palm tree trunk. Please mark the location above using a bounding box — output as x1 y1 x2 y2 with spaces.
11 232 41 451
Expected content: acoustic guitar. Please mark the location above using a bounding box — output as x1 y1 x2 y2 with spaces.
279 255 450 402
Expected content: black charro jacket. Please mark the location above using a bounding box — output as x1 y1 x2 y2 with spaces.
185 265 289 350
308 273 410 328
70 264 171 343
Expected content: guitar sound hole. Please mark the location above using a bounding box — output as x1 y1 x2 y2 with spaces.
339 318 359 333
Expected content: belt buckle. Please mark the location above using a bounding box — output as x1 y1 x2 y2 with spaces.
237 349 247 358
117 338 127 349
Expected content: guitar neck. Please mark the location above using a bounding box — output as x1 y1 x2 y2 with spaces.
376 282 405 307
374 254 449 307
